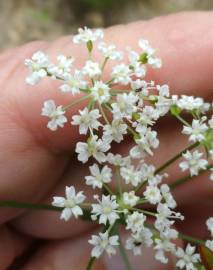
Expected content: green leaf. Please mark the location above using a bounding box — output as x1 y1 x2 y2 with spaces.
199 245 213 270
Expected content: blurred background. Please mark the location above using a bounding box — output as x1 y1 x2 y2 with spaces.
0 0 213 51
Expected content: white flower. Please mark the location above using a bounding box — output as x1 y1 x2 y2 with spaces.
206 217 213 236
72 108 101 135
25 51 49 85
126 211 146 233
103 120 127 143
126 228 153 255
48 55 73 78
123 191 139 207
120 165 142 187
73 27 103 44
176 244 200 270
59 70 87 94
176 95 205 111
138 39 162 68
85 164 112 189
107 153 131 167
144 185 162 204
111 93 138 120
90 81 110 103
41 100 67 131
76 135 110 163
156 84 170 97
52 186 85 221
111 64 132 85
91 195 119 225
160 184 177 209
182 119 208 142
154 237 176 264
88 231 119 258
98 42 123 60
206 240 213 251
179 150 208 176
128 49 147 77
83 60 101 78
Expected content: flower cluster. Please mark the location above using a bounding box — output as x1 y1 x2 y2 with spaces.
25 27 213 270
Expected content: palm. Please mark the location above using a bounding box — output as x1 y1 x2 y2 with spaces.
0 11 212 269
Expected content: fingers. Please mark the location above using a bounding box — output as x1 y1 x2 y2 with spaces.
0 225 31 269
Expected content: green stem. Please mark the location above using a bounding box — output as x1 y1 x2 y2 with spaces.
179 233 205 245
170 164 213 189
86 257 96 270
0 201 62 211
63 94 90 110
99 103 110 125
154 142 199 175
119 234 134 270
103 183 114 196
174 114 191 126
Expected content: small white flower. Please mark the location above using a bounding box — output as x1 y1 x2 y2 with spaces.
48 55 73 78
206 217 213 236
179 150 208 176
160 184 177 209
123 191 139 207
156 84 170 97
154 237 176 264
25 51 49 85
59 70 87 94
176 244 200 270
120 166 142 187
103 120 127 143
91 195 119 225
111 93 138 120
90 81 110 103
88 231 119 258
126 211 146 233
73 27 103 44
52 186 85 221
144 185 162 204
41 100 67 131
138 39 162 68
98 42 123 60
111 64 132 85
85 163 112 189
76 135 110 163
182 119 208 142
72 107 101 135
107 153 131 167
128 49 147 77
83 60 101 78
176 95 205 111
206 240 213 251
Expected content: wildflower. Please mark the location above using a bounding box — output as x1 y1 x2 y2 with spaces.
120 165 142 187
85 164 112 189
47 55 73 78
88 231 119 258
76 135 110 163
179 150 208 176
25 51 49 85
83 60 102 78
91 195 119 225
182 118 208 142
206 217 213 236
52 186 85 221
123 191 139 207
72 107 101 135
126 211 146 233
98 42 123 60
73 27 103 44
41 100 67 131
144 185 162 204
176 244 200 270
103 120 127 143
111 64 132 85
90 81 110 103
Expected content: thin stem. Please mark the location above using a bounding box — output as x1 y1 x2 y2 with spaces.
115 166 122 195
101 57 109 72
174 114 191 127
63 94 90 110
99 103 110 125
0 201 62 211
103 183 114 196
178 233 205 245
86 257 96 270
119 234 134 270
170 164 213 189
154 142 199 175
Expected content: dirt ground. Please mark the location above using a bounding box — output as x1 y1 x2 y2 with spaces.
0 0 213 51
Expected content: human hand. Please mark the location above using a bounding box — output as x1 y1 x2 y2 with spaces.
0 11 212 269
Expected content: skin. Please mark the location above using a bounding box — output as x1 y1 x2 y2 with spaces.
0 11 212 269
